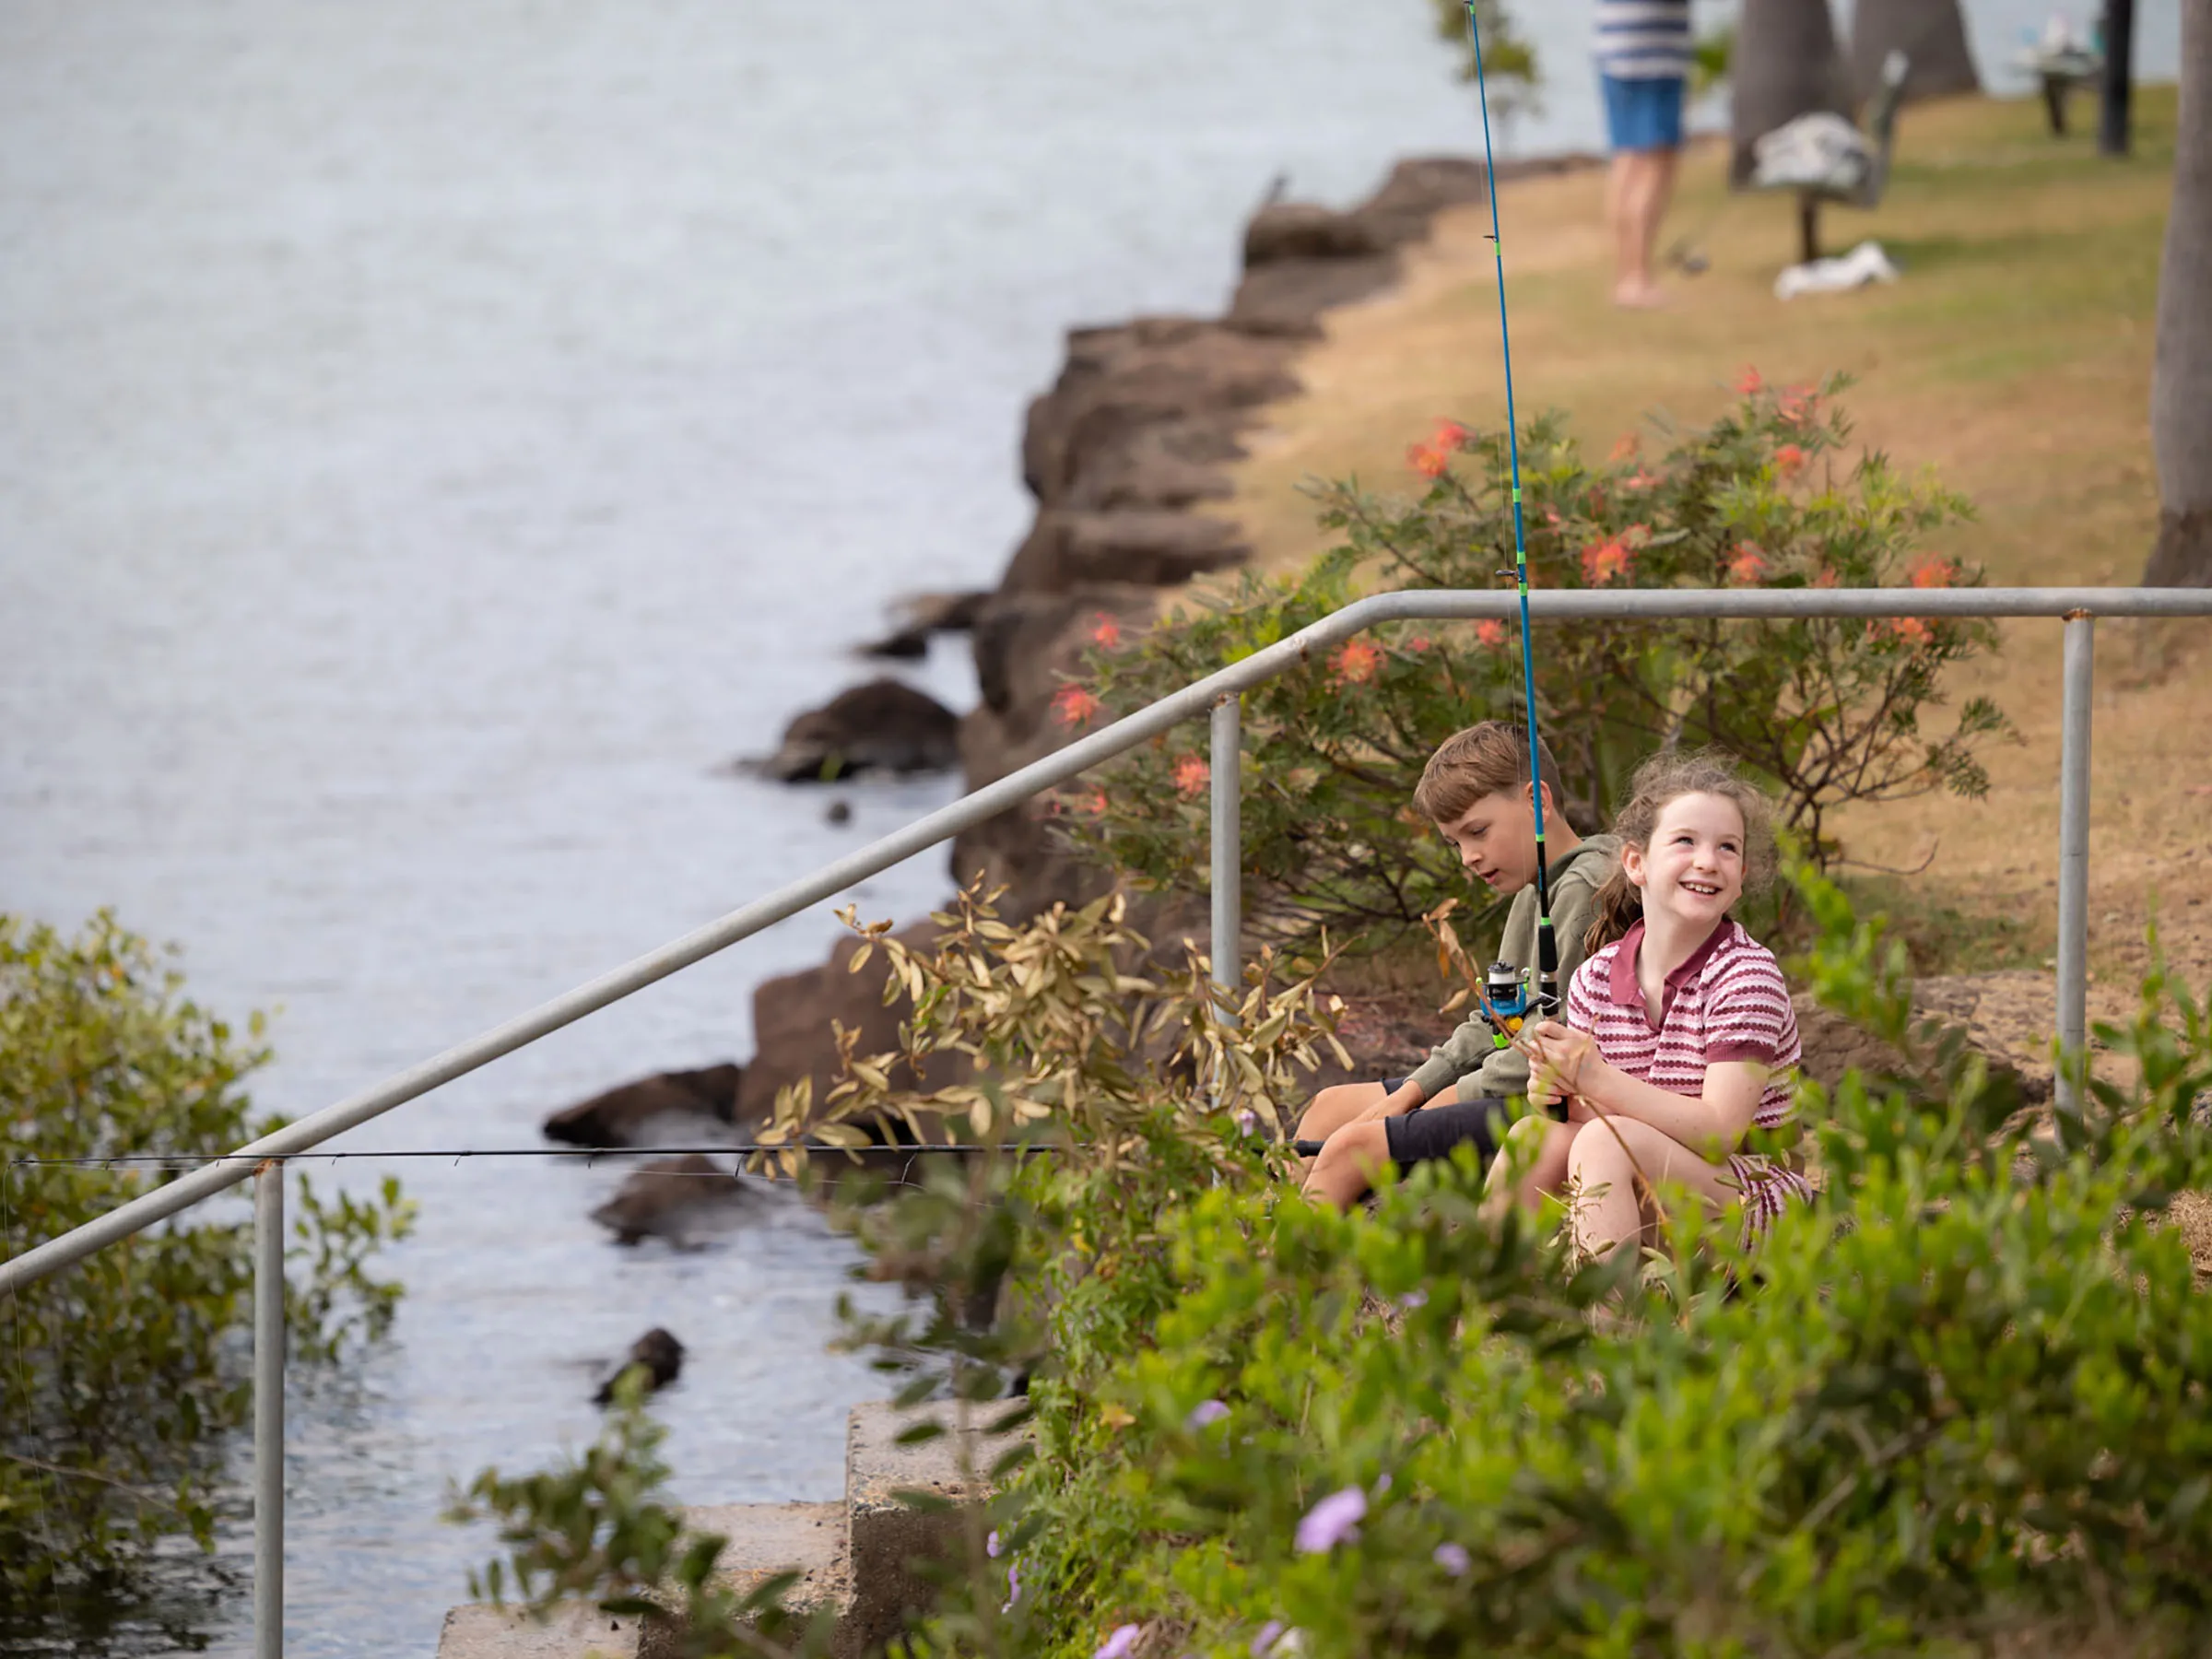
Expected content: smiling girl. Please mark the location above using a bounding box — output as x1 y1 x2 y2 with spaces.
1494 751 1806 1258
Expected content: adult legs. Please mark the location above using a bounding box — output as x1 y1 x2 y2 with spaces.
1612 147 1681 306
1565 1114 1735 1259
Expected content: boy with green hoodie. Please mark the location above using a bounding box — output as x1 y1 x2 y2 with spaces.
1297 722 1619 1206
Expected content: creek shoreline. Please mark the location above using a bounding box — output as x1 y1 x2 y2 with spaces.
699 148 1605 1135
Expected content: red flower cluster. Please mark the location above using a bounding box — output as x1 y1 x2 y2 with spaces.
1581 538 1634 585
1090 613 1122 649
1476 619 1508 649
1406 418 1471 479
1908 557 1958 590
1329 639 1385 686
1735 365 1764 395
1727 543 1769 584
1171 753 1209 798
1053 683 1101 727
1774 444 1809 478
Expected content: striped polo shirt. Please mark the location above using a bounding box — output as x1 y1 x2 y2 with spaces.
1594 0 1692 81
1567 917 1810 1232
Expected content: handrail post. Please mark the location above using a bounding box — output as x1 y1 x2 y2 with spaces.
2056 612 2094 1113
1210 693 1241 993
254 1160 285 1659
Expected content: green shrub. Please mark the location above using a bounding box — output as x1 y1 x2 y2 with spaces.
456 867 2212 1658
971 871 2212 1659
1057 379 2006 950
2 912 413 1631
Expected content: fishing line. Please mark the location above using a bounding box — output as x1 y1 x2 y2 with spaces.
1465 1 1560 1016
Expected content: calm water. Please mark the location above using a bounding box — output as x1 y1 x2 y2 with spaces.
0 2 2181 1653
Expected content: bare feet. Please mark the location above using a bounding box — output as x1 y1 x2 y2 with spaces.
1612 280 1669 309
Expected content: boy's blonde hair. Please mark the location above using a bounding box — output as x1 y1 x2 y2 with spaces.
1411 722 1565 825
1585 748 1778 955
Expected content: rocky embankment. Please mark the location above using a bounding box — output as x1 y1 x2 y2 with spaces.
549 154 1597 1157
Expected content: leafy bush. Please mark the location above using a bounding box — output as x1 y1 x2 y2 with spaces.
968 872 2212 1659
2 912 413 1631
455 868 2212 1657
1055 378 2006 948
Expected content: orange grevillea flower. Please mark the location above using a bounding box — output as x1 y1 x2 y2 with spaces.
1774 444 1808 477
1888 617 1935 645
1581 539 1633 584
1777 385 1816 425
1814 564 1841 589
1328 639 1384 686
1909 556 1958 590
1728 543 1769 584
1623 470 1658 491
1402 634 1433 654
1171 753 1209 798
1407 441 1449 479
1544 507 1563 527
1432 418 1470 450
1610 433 1640 462
1476 619 1508 649
1076 788 1109 815
1090 613 1122 648
1053 683 1101 727
1735 365 1764 395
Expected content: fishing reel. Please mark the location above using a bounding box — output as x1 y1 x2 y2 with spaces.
1483 960 1535 1044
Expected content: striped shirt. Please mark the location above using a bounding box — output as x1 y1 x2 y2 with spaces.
1566 918 1810 1235
1595 0 1692 80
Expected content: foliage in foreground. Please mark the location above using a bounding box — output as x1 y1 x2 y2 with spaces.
1055 378 2005 948
1 912 414 1625
460 871 2212 1656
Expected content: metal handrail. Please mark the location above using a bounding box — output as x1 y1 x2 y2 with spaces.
8 584 2212 1655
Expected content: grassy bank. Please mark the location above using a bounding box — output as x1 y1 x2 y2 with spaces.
1218 88 2210 996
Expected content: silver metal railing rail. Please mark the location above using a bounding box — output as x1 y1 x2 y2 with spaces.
7 585 2212 1655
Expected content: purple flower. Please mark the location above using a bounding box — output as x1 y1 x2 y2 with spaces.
1003 1559 1020 1613
1433 1541 1471 1576
986 1528 1002 1559
1399 1288 1429 1311
1096 1624 1142 1659
1294 1486 1367 1553
1235 1108 1259 1135
1185 1399 1230 1430
1251 1619 1288 1656
1371 1473 1392 1497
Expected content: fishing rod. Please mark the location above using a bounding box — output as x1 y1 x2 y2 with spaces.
1465 1 1561 1019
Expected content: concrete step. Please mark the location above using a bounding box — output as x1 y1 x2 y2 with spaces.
438 1501 848 1659
841 1399 1024 1657
433 1402 1027 1658
638 1500 850 1659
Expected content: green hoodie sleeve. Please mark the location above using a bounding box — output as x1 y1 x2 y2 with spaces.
1401 836 1622 1104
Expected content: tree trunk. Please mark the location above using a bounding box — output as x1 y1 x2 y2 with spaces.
2100 0 2137 157
1730 0 1848 187
1849 0 1980 107
2145 0 2212 585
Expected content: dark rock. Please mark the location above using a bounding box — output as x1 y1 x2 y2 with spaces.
858 589 993 659
1242 201 1386 266
825 798 853 826
761 678 959 782
543 1064 743 1147
590 1153 759 1246
1018 317 1301 508
735 924 953 1126
1000 508 1247 595
594 1327 686 1406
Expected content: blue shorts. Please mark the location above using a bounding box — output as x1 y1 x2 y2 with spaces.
1600 73 1686 153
